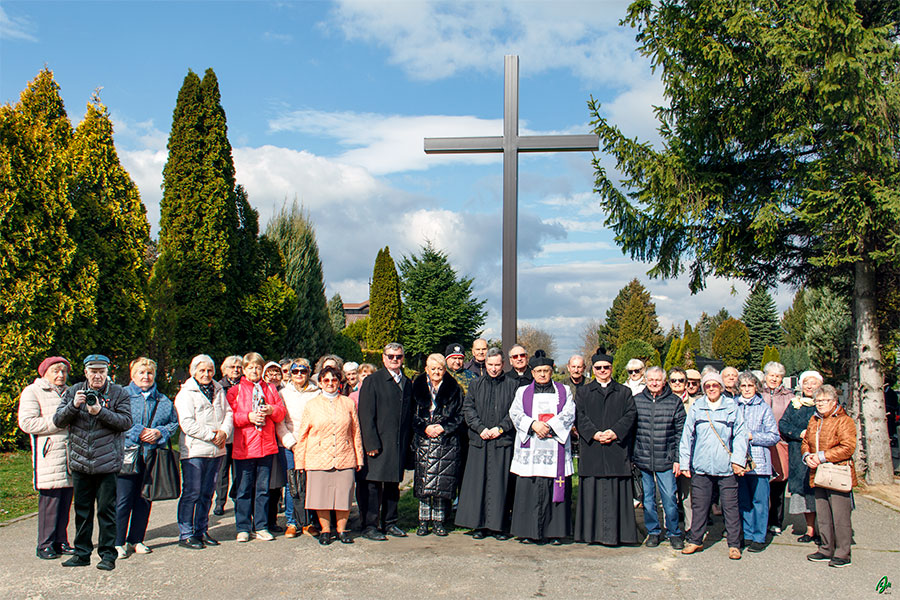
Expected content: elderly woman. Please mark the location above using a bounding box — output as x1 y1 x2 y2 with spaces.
279 358 319 538
116 357 178 558
624 359 646 395
343 362 360 394
679 372 748 560
803 385 856 568
18 356 75 560
293 366 364 546
779 370 823 544
174 355 233 549
227 352 286 542
412 354 463 537
735 372 780 552
760 361 793 534
264 361 285 390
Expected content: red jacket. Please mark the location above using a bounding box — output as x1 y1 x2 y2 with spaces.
227 377 285 460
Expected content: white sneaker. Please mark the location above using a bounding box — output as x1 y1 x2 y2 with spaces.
253 530 275 541
236 532 250 542
115 545 130 559
132 542 152 554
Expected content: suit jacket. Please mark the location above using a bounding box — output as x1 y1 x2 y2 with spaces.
357 368 414 482
575 380 636 477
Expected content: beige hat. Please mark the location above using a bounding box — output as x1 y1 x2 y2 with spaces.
685 369 701 380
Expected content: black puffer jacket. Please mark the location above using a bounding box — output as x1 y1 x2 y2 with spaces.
632 384 686 472
54 380 132 475
413 372 463 499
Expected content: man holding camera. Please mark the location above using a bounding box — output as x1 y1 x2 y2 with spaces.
54 354 132 570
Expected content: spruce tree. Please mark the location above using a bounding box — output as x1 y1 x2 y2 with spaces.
328 293 346 333
59 95 151 376
367 246 402 352
150 69 239 371
781 288 807 347
0 69 81 447
741 285 783 368
265 201 332 360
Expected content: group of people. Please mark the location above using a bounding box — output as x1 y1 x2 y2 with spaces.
17 340 860 570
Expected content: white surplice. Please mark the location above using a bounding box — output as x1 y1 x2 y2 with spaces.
509 384 575 478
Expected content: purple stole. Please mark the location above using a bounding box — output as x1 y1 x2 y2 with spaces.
521 381 567 503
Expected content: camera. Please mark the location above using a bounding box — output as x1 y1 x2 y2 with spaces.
84 389 102 406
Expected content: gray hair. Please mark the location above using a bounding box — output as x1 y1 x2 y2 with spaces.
384 342 404 354
700 365 719 376
763 361 786 377
486 347 504 359
645 366 666 379
221 355 243 369
343 362 359 372
737 371 760 392
189 354 216 376
625 358 645 371
815 384 839 403
426 354 446 368
567 354 585 366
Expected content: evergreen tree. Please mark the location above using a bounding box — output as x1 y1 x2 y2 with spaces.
664 337 685 371
741 286 784 369
367 247 402 352
712 318 751 370
343 317 369 347
59 95 151 377
266 201 332 360
0 69 80 447
683 320 701 355
239 276 297 359
612 339 661 382
150 69 239 372
398 243 486 366
781 288 807 347
660 325 681 361
328 293 346 333
760 345 781 370
804 284 852 382
616 293 655 348
599 279 663 352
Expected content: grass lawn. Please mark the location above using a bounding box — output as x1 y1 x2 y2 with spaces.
0 451 38 522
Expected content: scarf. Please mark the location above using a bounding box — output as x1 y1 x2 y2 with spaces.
791 394 815 409
196 378 215 403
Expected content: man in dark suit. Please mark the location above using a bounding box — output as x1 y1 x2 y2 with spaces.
357 342 415 541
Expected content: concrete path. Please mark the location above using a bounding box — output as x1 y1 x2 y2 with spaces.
1 490 898 599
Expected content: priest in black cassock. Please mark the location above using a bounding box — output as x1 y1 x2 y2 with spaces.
574 350 640 545
455 348 519 540
508 351 575 545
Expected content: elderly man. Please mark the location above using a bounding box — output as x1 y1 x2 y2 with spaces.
357 343 415 541
721 366 740 398
214 355 243 516
506 344 533 388
685 369 703 403
54 355 132 570
564 355 588 395
445 342 476 393
465 338 489 378
633 367 686 549
574 350 639 545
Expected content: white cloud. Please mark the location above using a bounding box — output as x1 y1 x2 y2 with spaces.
600 76 667 148
539 241 612 255
326 0 648 88
0 6 37 42
262 31 293 43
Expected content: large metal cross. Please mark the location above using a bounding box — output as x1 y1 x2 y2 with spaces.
424 55 599 355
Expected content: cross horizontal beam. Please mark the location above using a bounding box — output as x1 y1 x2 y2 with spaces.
424 134 599 154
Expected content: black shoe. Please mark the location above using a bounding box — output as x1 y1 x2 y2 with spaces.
829 557 851 568
645 534 661 548
338 532 354 544
807 551 831 562
362 527 387 541
37 547 60 560
62 556 90 567
178 538 205 550
493 532 511 541
384 524 407 538
200 533 219 546
669 536 685 550
416 523 431 536
96 559 115 571
550 538 563 546
519 537 537 544
748 541 766 553
269 524 285 533
56 542 76 555
798 534 816 543
471 529 487 540
318 532 334 546
433 523 448 537
213 505 225 516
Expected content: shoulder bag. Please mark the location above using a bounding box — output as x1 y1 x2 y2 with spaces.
121 395 160 476
812 424 852 492
706 410 754 472
141 399 180 501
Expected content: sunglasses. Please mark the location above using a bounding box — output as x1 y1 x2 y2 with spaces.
510 353 527 359
628 369 642 374
320 377 339 384
593 364 612 371
385 354 403 361
669 378 686 383
687 380 700 386
291 365 309 373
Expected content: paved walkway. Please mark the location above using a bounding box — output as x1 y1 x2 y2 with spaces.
1 487 898 600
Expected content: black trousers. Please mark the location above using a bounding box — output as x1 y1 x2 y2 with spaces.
363 480 399 530
688 472 741 549
37 487 73 550
768 480 787 529
72 471 118 561
214 443 235 509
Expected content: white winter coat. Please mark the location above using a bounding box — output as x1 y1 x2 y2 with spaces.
174 378 234 459
18 378 72 489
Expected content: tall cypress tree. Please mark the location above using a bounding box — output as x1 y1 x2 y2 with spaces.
328 293 346 333
741 285 784 369
599 279 663 352
0 69 81 447
265 201 332 360
367 246 402 352
59 96 151 376
150 69 239 372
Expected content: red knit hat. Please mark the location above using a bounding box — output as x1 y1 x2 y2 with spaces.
38 356 71 378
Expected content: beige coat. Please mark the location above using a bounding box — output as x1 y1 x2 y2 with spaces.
293 393 364 472
18 378 71 489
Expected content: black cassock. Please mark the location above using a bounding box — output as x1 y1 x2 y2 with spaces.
454 372 518 533
574 379 640 545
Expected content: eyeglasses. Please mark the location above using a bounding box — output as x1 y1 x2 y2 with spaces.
385 354 403 361
593 364 612 371
320 377 339 384
627 369 642 374
669 378 686 383
510 353 527 359
814 398 833 404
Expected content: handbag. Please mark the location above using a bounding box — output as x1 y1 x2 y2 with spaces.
287 469 306 500
706 410 753 472
142 438 181 501
813 462 852 492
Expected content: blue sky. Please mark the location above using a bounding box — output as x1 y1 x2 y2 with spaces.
1 0 792 360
